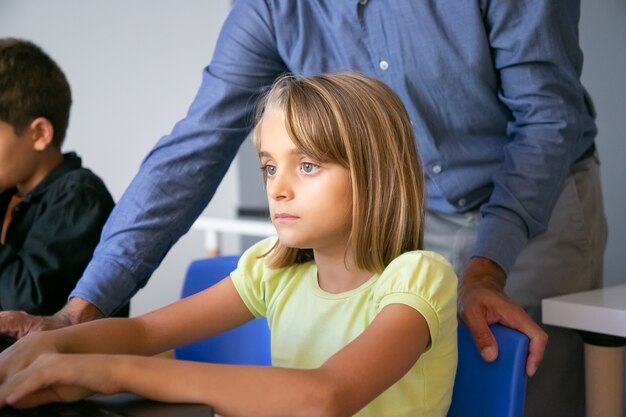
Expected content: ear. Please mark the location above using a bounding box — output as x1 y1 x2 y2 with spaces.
29 117 55 151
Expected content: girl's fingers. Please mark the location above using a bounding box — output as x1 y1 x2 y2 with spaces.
3 354 83 406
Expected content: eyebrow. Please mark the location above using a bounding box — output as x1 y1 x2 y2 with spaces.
258 148 306 159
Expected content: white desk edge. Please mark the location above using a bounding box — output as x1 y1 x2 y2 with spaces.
542 284 626 338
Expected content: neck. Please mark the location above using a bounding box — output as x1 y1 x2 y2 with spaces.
314 247 373 293
16 151 64 196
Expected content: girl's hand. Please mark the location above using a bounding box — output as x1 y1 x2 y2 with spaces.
0 331 60 388
0 353 119 409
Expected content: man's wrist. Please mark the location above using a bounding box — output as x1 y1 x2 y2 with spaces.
461 256 507 292
55 297 105 325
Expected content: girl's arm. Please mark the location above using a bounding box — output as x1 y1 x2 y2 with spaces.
1 286 429 417
0 277 253 386
122 302 429 417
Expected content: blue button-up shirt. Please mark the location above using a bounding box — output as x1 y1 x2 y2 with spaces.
73 0 596 315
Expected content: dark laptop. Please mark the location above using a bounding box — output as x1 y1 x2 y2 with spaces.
0 340 214 417
0 393 215 417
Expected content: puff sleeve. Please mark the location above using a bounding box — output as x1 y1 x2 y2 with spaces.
373 251 458 347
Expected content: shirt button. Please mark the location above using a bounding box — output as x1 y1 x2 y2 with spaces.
379 60 389 71
359 0 368 4
457 198 467 207
432 165 442 174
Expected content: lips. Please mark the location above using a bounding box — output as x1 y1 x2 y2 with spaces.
273 213 299 223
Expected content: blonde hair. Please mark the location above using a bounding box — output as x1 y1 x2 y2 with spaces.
254 72 424 273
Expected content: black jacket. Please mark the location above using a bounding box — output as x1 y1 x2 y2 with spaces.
0 153 115 314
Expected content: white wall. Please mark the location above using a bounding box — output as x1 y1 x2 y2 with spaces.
0 0 236 316
580 0 626 289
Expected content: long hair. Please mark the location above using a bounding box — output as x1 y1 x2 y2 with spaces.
254 72 424 273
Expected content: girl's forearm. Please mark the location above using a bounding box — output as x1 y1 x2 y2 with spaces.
48 277 254 357
48 317 160 356
114 356 344 417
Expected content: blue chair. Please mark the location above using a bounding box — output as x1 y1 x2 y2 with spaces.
447 323 529 417
173 255 271 366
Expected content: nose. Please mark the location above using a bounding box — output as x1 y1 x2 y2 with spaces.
267 171 294 201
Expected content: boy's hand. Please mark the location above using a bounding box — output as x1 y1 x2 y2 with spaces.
0 298 104 340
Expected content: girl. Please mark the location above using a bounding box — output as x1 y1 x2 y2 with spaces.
0 73 457 417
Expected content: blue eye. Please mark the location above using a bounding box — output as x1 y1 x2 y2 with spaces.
301 162 319 174
262 165 277 176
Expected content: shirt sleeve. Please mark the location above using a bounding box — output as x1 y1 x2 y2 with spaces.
229 237 279 319
471 0 595 273
0 176 114 315
71 0 287 315
374 251 457 347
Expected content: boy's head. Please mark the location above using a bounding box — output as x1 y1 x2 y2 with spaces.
0 39 71 194
0 38 72 149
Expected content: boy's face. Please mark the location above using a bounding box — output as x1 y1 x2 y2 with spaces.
0 120 40 192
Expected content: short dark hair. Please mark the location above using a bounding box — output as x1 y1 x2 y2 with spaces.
0 38 72 148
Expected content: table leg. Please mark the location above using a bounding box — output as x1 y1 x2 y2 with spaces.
584 343 624 417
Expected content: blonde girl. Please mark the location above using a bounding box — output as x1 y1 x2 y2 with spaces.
0 73 457 417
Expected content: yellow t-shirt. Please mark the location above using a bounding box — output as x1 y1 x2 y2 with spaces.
230 237 457 417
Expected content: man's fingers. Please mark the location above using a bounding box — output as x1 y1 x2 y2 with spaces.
497 304 549 377
464 314 499 362
520 323 548 377
0 312 46 340
499 310 548 377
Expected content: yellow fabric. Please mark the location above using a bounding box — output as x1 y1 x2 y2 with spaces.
231 237 458 417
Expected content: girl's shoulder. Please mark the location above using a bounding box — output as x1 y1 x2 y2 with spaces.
382 250 455 278
374 250 457 304
233 236 282 283
374 250 458 344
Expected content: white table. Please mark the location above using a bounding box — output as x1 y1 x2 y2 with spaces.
543 284 626 417
192 217 274 256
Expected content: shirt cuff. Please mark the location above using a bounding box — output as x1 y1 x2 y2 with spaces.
70 257 139 316
470 214 529 275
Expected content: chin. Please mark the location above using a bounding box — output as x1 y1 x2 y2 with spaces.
276 234 309 250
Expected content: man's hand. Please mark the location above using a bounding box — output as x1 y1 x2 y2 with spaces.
0 298 104 340
458 257 548 377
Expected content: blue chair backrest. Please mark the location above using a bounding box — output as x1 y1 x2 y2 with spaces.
174 255 271 366
447 323 529 417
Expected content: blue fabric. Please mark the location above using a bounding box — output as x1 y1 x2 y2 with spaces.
72 0 596 315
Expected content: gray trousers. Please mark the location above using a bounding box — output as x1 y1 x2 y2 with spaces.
424 154 607 417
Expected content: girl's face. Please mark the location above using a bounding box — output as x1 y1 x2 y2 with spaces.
258 110 353 253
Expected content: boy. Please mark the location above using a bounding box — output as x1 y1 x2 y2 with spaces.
0 38 115 315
